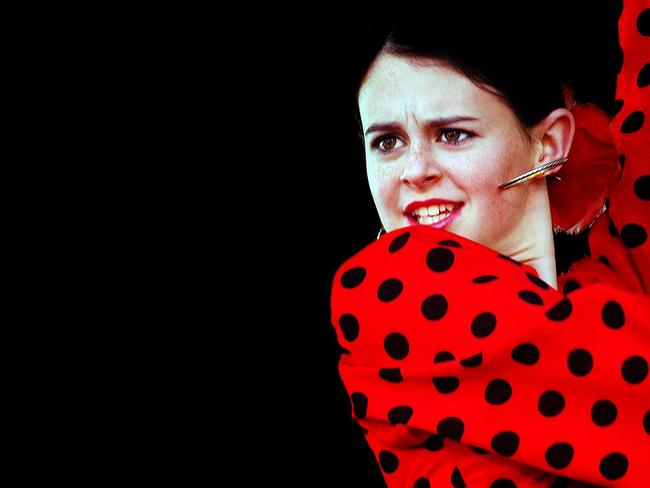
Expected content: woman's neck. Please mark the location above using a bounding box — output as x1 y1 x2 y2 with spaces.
499 181 558 289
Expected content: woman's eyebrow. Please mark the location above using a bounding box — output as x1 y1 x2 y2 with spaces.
365 116 479 136
424 115 480 127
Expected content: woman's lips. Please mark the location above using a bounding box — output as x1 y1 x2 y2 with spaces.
406 204 463 229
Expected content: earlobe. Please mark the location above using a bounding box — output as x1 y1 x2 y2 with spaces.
537 108 575 164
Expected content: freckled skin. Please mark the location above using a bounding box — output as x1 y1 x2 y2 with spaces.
358 54 573 286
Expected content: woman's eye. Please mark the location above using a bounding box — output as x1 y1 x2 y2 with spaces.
380 136 397 151
372 135 402 153
440 129 471 144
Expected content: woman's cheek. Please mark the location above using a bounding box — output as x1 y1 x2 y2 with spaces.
369 160 397 194
367 162 400 228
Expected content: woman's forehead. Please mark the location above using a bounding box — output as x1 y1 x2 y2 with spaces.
358 54 504 126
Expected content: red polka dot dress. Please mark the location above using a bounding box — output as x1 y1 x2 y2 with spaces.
330 2 650 486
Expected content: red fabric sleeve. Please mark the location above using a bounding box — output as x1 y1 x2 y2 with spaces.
332 227 649 486
600 0 650 294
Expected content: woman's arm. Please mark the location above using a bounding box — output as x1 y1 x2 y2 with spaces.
332 225 649 486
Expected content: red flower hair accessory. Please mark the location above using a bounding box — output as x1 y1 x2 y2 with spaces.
548 103 619 234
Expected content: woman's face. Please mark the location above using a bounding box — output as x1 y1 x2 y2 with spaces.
358 53 540 251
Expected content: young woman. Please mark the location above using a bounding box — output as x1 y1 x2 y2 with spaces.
331 3 649 486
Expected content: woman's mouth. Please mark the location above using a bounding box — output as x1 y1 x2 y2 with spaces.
406 202 464 229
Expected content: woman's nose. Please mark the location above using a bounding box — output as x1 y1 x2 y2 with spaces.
400 146 442 187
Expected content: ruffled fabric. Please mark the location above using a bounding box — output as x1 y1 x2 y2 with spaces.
332 226 650 486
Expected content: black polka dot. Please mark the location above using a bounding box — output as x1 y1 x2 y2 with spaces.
421 294 448 321
427 247 455 272
599 452 628 480
519 290 544 306
460 352 483 368
599 255 612 268
389 232 410 252
601 301 625 329
620 111 644 134
473 275 499 283
379 368 403 383
545 442 574 469
491 431 520 456
434 351 455 363
526 272 549 290
485 379 512 405
414 478 430 488
638 63 650 88
612 99 624 116
422 434 444 451
437 417 464 441
471 446 489 454
471 312 496 338
512 343 540 365
351 392 367 418
379 450 399 474
451 466 467 487
538 390 565 417
378 278 403 302
622 355 648 384
545 298 572 321
549 476 572 488
439 239 461 248
568 349 593 376
621 223 647 248
634 175 650 200
638 8 650 36
643 410 650 435
490 479 517 488
433 376 460 394
341 267 366 288
388 405 413 425
562 279 581 294
608 219 620 237
497 254 522 266
592 400 617 426
339 314 359 341
384 333 409 360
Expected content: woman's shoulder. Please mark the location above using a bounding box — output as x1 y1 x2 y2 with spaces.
557 209 648 296
333 226 545 302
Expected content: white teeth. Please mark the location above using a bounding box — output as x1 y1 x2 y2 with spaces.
416 214 447 225
411 203 458 218
413 203 461 225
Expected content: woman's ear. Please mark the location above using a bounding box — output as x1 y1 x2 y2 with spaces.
532 108 575 175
